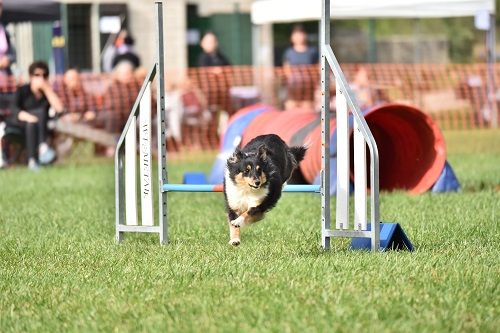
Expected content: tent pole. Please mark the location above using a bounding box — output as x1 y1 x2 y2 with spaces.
486 13 497 128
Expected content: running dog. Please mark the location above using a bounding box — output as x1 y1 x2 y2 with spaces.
223 134 307 246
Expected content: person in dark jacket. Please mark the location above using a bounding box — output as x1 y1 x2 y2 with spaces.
12 61 64 170
111 35 140 70
197 32 230 67
197 32 232 114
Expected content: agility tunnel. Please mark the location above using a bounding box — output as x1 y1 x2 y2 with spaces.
210 103 460 194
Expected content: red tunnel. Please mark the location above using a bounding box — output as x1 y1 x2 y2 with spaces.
233 103 446 194
358 103 446 194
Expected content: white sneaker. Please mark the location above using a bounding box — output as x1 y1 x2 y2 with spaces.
28 158 40 171
39 142 48 154
39 142 56 165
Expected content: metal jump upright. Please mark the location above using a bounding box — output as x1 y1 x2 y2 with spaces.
115 0 381 251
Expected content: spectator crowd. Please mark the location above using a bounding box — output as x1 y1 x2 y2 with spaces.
1 26 495 171
0 19 143 168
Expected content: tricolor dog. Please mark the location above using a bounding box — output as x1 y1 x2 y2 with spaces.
223 134 307 246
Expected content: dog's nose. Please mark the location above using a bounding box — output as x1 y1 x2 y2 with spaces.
254 180 261 187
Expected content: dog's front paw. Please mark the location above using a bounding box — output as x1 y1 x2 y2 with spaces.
230 216 245 228
228 238 241 246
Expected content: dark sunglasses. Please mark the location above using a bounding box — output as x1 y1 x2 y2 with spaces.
32 72 48 78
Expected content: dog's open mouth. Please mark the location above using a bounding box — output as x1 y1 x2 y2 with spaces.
249 184 260 189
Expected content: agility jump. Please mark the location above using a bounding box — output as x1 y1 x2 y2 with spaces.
115 0 385 251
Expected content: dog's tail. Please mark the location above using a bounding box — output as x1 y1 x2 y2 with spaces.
290 146 307 164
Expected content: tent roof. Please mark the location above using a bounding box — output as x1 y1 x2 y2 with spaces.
3 0 60 23
251 0 495 24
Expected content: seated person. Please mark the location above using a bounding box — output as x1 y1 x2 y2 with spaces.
9 61 64 170
101 61 139 134
51 68 100 157
179 78 210 126
55 68 96 123
92 62 139 157
164 78 212 150
350 66 374 110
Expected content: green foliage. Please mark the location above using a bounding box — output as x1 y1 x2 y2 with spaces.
445 18 476 63
334 17 480 63
0 130 499 332
374 17 478 63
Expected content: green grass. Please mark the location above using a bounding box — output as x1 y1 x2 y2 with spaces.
0 130 499 332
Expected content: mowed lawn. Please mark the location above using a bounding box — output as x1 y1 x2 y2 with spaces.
0 130 498 332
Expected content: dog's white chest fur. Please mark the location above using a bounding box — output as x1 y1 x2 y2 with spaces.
224 170 268 213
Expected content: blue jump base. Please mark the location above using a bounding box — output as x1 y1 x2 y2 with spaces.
351 223 414 251
162 184 321 193
183 172 208 185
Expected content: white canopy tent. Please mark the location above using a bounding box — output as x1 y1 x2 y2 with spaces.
251 0 496 66
250 0 497 126
251 0 495 24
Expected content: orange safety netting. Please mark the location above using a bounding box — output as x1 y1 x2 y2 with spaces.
0 63 497 153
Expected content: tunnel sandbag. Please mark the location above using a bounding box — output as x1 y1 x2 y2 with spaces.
431 160 460 192
359 103 446 194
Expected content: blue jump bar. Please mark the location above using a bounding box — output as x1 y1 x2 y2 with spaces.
162 184 320 193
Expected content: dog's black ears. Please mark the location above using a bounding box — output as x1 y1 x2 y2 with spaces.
258 144 267 161
228 148 243 164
